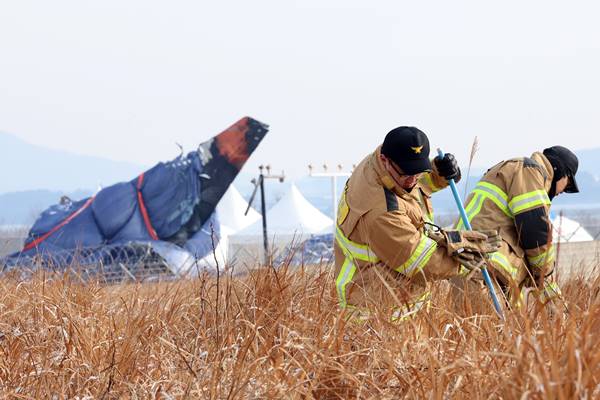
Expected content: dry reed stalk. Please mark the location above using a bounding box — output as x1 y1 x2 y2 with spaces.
463 136 480 203
0 260 599 398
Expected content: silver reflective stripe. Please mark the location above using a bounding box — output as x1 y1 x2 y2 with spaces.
528 246 556 267
399 236 437 277
490 252 518 278
509 191 550 214
475 184 509 211
465 193 485 221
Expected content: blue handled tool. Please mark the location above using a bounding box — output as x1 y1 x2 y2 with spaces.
437 148 504 319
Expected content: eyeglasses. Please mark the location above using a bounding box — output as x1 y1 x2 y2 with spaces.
386 158 421 179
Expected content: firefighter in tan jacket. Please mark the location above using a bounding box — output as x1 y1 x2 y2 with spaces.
334 126 501 320
456 146 580 308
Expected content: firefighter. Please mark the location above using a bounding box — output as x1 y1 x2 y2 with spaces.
333 126 501 320
455 146 579 308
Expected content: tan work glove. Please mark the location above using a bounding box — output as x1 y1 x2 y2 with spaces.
454 250 487 272
443 229 502 256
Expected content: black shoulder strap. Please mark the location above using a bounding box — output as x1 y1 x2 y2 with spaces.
384 188 399 211
522 157 548 180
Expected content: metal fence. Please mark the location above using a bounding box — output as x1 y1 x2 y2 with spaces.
1 242 177 284
556 240 600 281
2 224 600 285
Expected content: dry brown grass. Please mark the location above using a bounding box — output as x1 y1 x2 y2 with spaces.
1 264 600 399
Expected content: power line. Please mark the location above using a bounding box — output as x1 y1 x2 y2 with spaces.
246 165 285 264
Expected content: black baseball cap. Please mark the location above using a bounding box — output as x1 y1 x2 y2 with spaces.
381 126 432 175
543 145 579 193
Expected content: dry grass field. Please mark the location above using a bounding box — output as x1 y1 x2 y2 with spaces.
1 263 600 399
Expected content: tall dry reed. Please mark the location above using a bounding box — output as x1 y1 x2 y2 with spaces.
0 262 599 399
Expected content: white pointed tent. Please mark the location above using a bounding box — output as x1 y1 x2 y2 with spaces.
216 185 261 233
234 184 333 239
154 186 262 276
552 215 594 243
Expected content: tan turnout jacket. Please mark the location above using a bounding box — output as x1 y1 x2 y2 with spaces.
333 147 460 317
457 151 559 305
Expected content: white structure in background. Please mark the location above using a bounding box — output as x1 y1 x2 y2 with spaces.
552 215 594 243
308 163 352 230
216 185 262 233
154 185 262 277
233 184 333 241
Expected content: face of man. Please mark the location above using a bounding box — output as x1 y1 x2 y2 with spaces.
380 154 423 191
554 176 570 197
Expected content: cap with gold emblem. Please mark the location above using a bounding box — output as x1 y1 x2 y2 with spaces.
381 126 432 175
543 145 579 194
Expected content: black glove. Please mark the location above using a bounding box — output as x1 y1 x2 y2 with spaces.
434 153 461 182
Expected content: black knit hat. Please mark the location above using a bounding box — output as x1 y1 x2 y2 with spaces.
381 127 432 175
543 145 579 193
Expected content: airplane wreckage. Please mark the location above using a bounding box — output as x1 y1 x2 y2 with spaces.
2 117 269 282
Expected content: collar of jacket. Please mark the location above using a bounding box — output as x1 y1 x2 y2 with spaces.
372 146 414 199
531 151 554 191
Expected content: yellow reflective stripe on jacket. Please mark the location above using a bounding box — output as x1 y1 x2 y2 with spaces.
456 181 511 229
423 173 441 193
539 281 561 304
490 251 518 279
509 190 551 215
394 235 437 277
473 181 511 217
335 258 357 308
334 225 378 308
456 191 488 230
345 292 431 322
527 245 556 268
335 226 380 263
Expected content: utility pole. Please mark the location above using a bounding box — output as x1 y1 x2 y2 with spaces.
245 165 285 264
308 163 353 228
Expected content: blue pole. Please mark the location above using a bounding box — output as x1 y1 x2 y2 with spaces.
437 149 504 319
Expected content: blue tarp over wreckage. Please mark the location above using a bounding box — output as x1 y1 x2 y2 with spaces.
2 117 268 281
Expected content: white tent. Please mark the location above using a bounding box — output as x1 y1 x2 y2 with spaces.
216 185 261 233
552 215 594 243
153 184 260 276
234 184 333 238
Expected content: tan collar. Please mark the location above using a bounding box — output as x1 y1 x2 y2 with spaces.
531 151 554 182
372 146 411 197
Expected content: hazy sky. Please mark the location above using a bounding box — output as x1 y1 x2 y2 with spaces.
2 1 600 178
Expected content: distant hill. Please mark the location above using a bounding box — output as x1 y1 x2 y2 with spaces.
574 147 600 180
1 131 599 226
0 132 145 193
430 170 600 213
